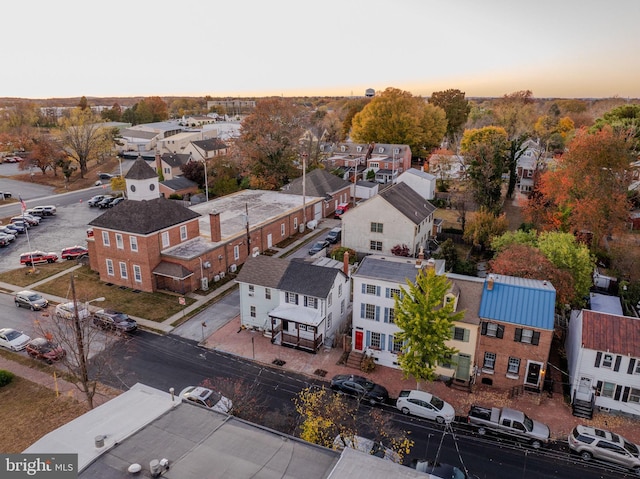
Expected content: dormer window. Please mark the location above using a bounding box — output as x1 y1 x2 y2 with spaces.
341 145 347 152
357 146 363 152
393 148 400 154
378 147 384 153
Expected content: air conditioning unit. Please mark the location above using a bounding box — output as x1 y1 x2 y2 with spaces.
229 264 237 273
213 275 221 282
219 271 225 279
203 261 211 268
201 278 209 291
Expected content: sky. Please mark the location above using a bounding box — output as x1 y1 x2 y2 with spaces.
4 0 640 100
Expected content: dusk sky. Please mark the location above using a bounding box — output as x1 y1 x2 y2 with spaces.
5 0 640 100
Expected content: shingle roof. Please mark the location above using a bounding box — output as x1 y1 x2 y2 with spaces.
89 197 201 234
161 176 198 191
125 157 158 180
581 310 640 357
447 274 485 325
152 261 194 279
161 153 191 168
379 182 436 224
192 138 228 151
479 274 556 330
235 255 290 288
278 260 342 298
281 169 351 197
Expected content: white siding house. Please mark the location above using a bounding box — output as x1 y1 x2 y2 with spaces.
396 168 436 200
566 309 640 418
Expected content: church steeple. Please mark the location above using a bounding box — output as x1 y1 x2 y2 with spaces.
125 157 160 201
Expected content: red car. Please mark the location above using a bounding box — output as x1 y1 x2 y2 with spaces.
61 246 89 260
25 338 66 364
19 251 59 266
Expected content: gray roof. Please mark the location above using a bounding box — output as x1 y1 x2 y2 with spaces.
353 255 424 284
89 197 201 235
278 260 343 298
379 182 436 224
161 176 198 191
403 167 436 180
125 157 158 180
281 169 351 197
356 180 378 188
119 128 158 140
161 153 191 168
446 273 485 325
192 138 228 151
152 262 194 279
235 255 290 288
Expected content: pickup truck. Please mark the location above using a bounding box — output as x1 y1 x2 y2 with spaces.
467 405 550 448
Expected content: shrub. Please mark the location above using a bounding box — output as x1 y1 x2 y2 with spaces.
0 370 15 387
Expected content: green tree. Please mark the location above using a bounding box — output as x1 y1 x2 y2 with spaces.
394 267 464 382
432 238 458 272
341 97 370 140
429 89 471 146
101 103 122 122
460 126 509 213
351 87 447 158
592 103 640 152
490 229 539 253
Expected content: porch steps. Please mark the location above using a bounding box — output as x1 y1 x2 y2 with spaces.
346 351 364 370
572 399 594 419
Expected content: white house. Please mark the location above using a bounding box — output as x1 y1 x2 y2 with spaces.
396 168 436 200
350 254 445 369
341 182 436 257
236 255 351 352
565 308 640 418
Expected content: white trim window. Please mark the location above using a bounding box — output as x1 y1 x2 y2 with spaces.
285 292 299 305
106 259 114 276
133 265 142 283
629 388 640 403
601 381 615 398
281 223 285 236
248 285 255 297
180 225 187 241
507 357 520 376
115 233 124 250
265 288 271 300
370 240 382 251
102 231 110 247
130 236 138 252
483 352 496 371
234 245 240 261
250 306 256 318
370 332 381 349
327 312 333 329
601 353 614 369
304 296 318 309
119 262 128 279
161 231 170 248
293 218 298 229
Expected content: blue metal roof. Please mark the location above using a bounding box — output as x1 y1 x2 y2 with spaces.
478 275 556 330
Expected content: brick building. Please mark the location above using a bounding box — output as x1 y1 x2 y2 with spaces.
87 158 322 294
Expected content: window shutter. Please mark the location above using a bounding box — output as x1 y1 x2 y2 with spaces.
360 303 365 318
614 385 623 401
628 358 637 375
481 322 488 336
376 286 381 296
375 306 380 321
361 284 366 294
366 330 371 347
496 325 504 339
596 380 603 395
614 355 622 372
594 351 602 368
531 331 540 346
622 386 630 402
380 334 386 351
463 329 470 342
514 328 523 342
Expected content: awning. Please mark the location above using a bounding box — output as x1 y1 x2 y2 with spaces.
152 262 194 280
269 304 323 327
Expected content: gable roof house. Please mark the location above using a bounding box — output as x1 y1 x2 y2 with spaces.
280 168 352 218
341 182 436 257
323 143 412 185
565 309 640 419
87 158 323 294
186 138 230 160
236 255 351 352
157 152 193 181
118 121 185 159
427 149 467 183
476 274 556 391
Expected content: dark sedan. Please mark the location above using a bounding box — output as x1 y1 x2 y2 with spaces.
93 309 138 333
330 374 389 405
308 240 329 256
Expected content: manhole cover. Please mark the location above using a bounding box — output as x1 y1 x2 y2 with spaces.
272 359 286 366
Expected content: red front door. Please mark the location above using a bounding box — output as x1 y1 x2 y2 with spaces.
355 331 363 351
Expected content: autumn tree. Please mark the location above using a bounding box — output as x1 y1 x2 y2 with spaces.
463 208 508 251
233 97 305 189
101 103 122 122
394 267 464 382
28 134 66 175
534 114 575 154
488 243 575 307
534 126 634 251
58 108 113 177
341 97 371 140
121 97 169 125
351 87 447 158
429 89 471 147
460 126 509 213
592 103 640 152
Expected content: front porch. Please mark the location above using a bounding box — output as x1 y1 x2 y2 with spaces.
269 307 325 354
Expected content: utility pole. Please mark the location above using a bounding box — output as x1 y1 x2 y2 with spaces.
245 203 251 256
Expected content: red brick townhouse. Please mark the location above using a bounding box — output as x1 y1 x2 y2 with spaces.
86 158 322 294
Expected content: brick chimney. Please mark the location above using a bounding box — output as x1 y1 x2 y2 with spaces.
343 251 350 276
416 246 424 268
209 212 221 242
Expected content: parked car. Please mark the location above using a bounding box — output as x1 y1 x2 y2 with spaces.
412 459 478 479
0 327 31 351
396 389 456 424
14 290 49 310
0 231 16 243
97 172 114 180
10 219 30 230
0 226 17 238
568 425 640 474
5 223 25 234
88 195 107 207
108 197 125 207
0 191 12 198
325 227 342 244
55 302 90 321
334 202 350 219
330 374 389 405
20 251 59 266
467 405 550 449
11 215 39 226
25 338 66 364
333 434 401 463
179 386 232 413
61 246 89 260
93 309 137 333
97 196 116 208
29 205 56 216
25 208 46 217
308 240 329 256
0 236 9 247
